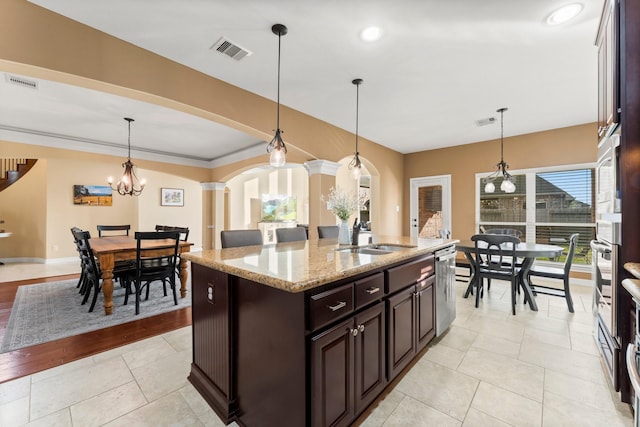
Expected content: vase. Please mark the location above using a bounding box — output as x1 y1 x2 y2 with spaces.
338 220 351 245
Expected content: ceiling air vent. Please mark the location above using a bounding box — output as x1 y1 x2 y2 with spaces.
5 74 39 90
210 37 252 61
475 116 496 127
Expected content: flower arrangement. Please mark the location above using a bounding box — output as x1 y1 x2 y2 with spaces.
324 187 365 221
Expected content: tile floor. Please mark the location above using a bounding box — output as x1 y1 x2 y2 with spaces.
0 262 634 426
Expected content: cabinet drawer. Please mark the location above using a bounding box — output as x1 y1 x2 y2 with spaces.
309 283 354 331
355 273 384 310
385 255 434 295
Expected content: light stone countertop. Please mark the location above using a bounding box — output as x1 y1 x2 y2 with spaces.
182 236 458 293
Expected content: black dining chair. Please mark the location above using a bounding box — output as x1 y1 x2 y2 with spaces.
275 227 308 242
72 228 101 311
220 229 263 248
124 230 181 315
528 233 579 312
484 228 523 238
70 227 86 292
155 225 190 241
97 224 131 237
317 225 339 239
471 233 521 315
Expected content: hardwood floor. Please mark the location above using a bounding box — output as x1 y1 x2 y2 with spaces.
0 274 191 384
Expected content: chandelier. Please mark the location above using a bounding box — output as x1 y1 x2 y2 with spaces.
348 78 364 180
108 117 145 196
266 23 288 167
484 107 515 193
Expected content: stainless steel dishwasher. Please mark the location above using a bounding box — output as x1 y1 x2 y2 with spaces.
435 245 457 336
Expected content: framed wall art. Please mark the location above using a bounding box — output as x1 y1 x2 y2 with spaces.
161 188 184 206
73 185 113 206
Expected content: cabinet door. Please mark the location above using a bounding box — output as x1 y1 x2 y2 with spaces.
354 302 387 414
597 0 619 137
416 277 435 352
189 264 236 421
310 317 355 427
386 285 416 381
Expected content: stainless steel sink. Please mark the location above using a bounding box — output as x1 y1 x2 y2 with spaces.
336 247 393 255
335 244 416 256
367 244 416 252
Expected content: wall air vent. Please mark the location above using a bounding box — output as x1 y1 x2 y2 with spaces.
210 37 252 61
475 116 496 127
5 74 39 90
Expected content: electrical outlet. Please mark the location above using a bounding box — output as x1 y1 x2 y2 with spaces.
207 284 214 303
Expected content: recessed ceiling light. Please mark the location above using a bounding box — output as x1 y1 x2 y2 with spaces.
360 26 383 42
546 3 583 25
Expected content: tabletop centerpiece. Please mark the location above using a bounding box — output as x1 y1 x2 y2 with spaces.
323 187 365 244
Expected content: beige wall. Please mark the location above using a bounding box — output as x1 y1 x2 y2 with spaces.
0 141 205 261
0 0 406 240
0 159 47 258
0 1 599 261
403 123 599 240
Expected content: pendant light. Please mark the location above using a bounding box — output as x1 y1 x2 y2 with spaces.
266 23 288 167
348 78 364 180
108 118 146 196
484 107 516 193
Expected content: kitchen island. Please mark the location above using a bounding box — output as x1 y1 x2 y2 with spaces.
181 236 456 427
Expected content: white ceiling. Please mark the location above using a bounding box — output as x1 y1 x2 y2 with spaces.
2 0 603 167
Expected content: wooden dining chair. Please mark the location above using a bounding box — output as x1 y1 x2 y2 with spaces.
220 229 263 248
124 230 181 315
275 227 308 242
528 233 579 312
471 233 521 315
317 225 339 239
97 224 131 237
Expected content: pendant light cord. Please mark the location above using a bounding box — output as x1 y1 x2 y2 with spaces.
355 81 359 153
276 31 282 130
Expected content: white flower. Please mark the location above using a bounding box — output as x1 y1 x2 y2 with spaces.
323 187 365 221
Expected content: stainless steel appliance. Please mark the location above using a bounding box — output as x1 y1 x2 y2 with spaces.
592 131 623 390
435 245 457 336
626 306 640 427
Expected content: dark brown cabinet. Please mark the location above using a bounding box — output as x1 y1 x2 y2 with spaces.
386 275 435 381
188 263 236 423
310 302 386 427
189 252 440 426
596 0 619 138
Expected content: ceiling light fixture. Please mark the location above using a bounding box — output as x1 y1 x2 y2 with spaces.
266 23 288 168
484 108 516 194
546 3 583 25
349 78 364 180
108 117 146 196
360 26 383 42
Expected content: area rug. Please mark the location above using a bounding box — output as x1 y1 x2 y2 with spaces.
0 278 191 353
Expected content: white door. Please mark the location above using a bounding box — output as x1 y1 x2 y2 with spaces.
409 175 452 239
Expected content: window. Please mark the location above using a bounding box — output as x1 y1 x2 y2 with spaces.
478 165 595 267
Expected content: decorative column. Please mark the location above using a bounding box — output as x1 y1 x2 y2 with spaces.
304 160 341 239
201 182 226 249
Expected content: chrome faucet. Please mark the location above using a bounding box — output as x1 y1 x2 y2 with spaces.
352 218 361 245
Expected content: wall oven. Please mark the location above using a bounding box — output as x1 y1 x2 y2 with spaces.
592 131 623 390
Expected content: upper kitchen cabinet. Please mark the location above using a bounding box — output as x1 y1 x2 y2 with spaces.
596 0 620 139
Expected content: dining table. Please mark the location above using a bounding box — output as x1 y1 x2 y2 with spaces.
90 235 193 315
455 240 564 311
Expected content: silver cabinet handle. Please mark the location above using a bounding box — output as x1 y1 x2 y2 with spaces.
626 344 640 394
328 301 347 312
350 328 358 337
358 324 365 333
365 287 380 295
